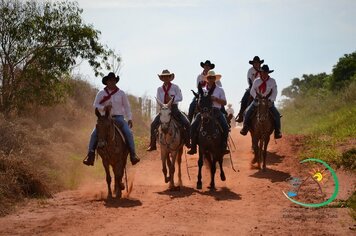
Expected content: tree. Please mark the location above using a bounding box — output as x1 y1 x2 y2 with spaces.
330 51 356 90
0 0 119 114
282 73 329 98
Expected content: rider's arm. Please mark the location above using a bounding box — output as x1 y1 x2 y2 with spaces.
270 79 278 102
93 90 106 112
121 91 132 121
172 84 182 103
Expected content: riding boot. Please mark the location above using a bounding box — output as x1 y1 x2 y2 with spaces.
146 133 157 151
187 135 197 155
235 111 244 123
83 151 95 166
240 125 249 136
274 129 282 139
222 142 230 155
130 152 140 165
184 129 191 148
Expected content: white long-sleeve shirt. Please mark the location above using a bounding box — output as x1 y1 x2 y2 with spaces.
247 67 260 87
156 83 183 104
250 77 278 102
93 88 132 120
203 85 226 108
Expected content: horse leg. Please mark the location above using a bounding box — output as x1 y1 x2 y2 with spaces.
218 154 226 181
169 152 176 190
197 150 203 189
208 155 216 191
251 136 259 167
161 150 169 183
177 148 183 187
258 139 263 170
263 137 270 171
102 160 112 199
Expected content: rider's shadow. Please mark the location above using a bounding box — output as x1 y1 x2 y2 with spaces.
156 186 199 199
198 187 242 201
249 168 291 183
103 198 143 208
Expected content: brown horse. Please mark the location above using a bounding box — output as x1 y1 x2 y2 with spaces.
95 108 128 199
249 93 274 171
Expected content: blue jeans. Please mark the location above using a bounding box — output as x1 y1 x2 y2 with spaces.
88 115 136 155
243 101 281 131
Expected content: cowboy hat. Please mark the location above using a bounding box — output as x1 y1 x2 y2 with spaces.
249 56 264 65
200 60 215 69
158 69 175 81
102 72 120 85
204 70 222 81
259 64 274 73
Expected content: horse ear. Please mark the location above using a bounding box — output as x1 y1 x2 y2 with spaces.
155 97 163 108
198 83 203 95
105 108 110 118
95 108 101 118
167 97 173 108
191 89 198 98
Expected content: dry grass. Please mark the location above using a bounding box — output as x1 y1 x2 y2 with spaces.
0 78 151 216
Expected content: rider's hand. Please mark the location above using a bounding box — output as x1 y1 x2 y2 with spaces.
268 100 273 108
128 120 133 128
211 96 217 102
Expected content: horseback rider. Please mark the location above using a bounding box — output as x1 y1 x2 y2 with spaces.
187 70 230 155
236 56 263 123
188 60 222 122
146 69 191 151
83 72 140 166
240 65 282 139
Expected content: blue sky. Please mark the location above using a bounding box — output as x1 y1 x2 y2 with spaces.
67 0 356 111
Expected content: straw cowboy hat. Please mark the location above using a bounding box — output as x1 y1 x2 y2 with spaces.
102 72 120 85
158 69 175 81
249 56 264 65
204 70 222 81
200 60 215 69
260 64 274 74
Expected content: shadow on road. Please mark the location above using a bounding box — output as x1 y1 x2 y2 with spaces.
102 198 142 208
198 187 242 201
249 168 291 183
156 186 198 199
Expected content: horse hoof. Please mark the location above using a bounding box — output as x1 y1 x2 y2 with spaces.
197 182 202 189
120 183 125 190
220 173 226 181
207 185 216 191
165 177 170 183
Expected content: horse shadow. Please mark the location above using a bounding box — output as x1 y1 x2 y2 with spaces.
265 151 285 166
198 187 242 201
156 186 198 199
249 168 291 183
102 198 142 208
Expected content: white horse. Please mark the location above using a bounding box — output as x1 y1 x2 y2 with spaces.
156 98 184 190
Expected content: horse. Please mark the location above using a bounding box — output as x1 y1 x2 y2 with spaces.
195 85 226 190
95 108 129 199
249 93 274 171
156 98 184 190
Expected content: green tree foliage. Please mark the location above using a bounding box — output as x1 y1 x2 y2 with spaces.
281 73 329 98
330 51 356 90
0 0 119 114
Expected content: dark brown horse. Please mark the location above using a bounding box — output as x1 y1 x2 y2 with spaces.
196 85 226 190
95 108 129 199
250 93 274 171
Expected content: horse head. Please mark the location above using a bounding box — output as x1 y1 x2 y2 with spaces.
95 108 113 148
255 92 270 121
197 83 213 121
156 97 173 134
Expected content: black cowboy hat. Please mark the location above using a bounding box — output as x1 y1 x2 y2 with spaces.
200 60 215 69
260 64 274 74
249 56 264 65
102 72 120 85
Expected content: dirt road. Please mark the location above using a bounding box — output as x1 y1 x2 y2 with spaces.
0 128 355 235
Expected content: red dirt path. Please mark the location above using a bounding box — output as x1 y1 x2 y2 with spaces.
0 128 355 235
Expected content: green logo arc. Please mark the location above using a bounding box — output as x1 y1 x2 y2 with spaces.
282 158 339 208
